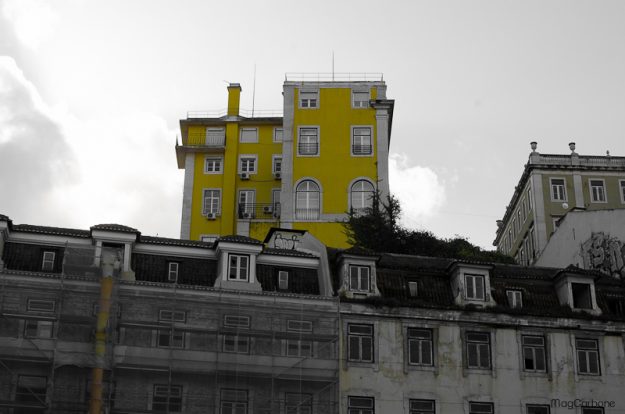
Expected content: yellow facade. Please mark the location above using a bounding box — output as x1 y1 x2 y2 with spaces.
177 77 394 247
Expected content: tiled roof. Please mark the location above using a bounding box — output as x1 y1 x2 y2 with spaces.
262 248 317 258
90 224 139 233
217 235 263 245
0 214 10 221
12 224 90 238
139 235 214 249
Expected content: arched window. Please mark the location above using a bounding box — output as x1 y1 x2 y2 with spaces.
350 180 374 213
295 180 320 220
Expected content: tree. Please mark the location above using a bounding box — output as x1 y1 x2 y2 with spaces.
344 192 515 264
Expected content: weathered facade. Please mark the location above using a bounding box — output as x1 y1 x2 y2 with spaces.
1 214 625 414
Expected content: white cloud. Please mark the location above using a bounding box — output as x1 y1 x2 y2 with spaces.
1 0 58 49
0 56 183 237
388 153 446 229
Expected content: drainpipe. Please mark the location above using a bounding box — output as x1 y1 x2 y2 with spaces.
89 251 120 414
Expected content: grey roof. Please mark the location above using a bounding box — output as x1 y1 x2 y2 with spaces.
12 224 90 238
217 235 263 245
90 224 140 233
262 248 317 258
140 235 214 249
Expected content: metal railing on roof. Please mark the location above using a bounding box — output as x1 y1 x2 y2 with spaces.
284 72 384 82
187 109 283 119
532 153 625 168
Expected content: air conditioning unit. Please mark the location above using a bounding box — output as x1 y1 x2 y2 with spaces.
274 172 281 180
242 212 252 219
263 205 273 214
240 173 250 180
205 212 216 220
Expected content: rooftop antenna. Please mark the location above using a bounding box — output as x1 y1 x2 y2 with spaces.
252 64 257 117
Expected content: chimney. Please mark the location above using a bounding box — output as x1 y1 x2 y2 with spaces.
227 83 242 116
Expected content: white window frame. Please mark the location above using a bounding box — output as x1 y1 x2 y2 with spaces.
203 189 221 216
349 265 371 292
238 190 256 218
619 179 625 204
152 384 183 413
238 154 257 174
168 262 179 282
549 177 567 202
352 90 370 109
228 254 250 281
348 396 374 414
272 155 282 174
273 127 283 143
350 179 375 213
409 399 435 414
204 157 223 174
295 179 321 220
28 299 55 313
575 338 601 375
466 331 491 369
351 126 373 156
589 178 607 203
347 323 374 363
299 90 318 109
522 335 547 373
42 251 55 271
506 290 523 308
464 274 485 301
223 334 249 353
297 127 320 157
239 127 258 143
205 127 225 146
407 328 433 366
224 315 251 328
278 270 289 290
220 389 248 414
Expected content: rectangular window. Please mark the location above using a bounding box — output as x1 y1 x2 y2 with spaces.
352 90 370 108
349 265 371 292
589 179 606 202
352 127 372 155
200 234 218 243
410 399 435 414
221 389 248 414
582 408 604 414
286 393 312 414
506 290 523 308
298 127 319 156
239 128 258 143
469 402 493 414
464 274 485 300
466 332 491 369
203 189 221 215
28 299 55 312
272 155 282 174
168 262 179 282
205 127 225 146
238 190 255 218
287 320 312 332
273 127 283 142
576 338 600 375
287 319 312 357
16 375 47 407
408 328 433 366
153 385 182 413
620 179 625 203
223 334 249 353
228 254 249 281
522 335 547 372
408 281 418 297
224 315 250 328
24 320 54 338
526 404 550 414
42 251 55 271
550 178 567 201
204 157 223 174
158 310 185 348
299 90 318 108
278 270 289 290
159 310 186 323
572 283 593 309
348 396 374 414
348 324 373 362
239 156 257 174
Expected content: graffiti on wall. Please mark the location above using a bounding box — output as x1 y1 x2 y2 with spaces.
581 232 625 279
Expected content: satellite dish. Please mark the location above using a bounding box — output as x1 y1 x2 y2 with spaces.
562 203 569 209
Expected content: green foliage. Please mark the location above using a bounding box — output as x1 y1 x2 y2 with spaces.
344 192 515 264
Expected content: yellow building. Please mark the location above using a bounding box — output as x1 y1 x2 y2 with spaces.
176 75 394 247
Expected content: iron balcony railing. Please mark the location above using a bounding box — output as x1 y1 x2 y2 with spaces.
352 145 372 155
298 143 319 156
295 208 320 221
238 203 281 220
285 72 384 82
531 153 625 168
187 109 283 119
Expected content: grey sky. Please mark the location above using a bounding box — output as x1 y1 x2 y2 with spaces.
1 0 624 248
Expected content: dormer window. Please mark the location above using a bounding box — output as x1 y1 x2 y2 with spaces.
42 251 55 271
228 254 249 281
168 262 179 282
278 271 289 290
572 283 592 309
464 274 485 300
408 281 418 297
349 265 370 292
506 290 523 308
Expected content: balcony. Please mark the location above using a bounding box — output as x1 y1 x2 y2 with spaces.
297 143 319 156
352 145 372 155
285 72 384 82
531 153 625 168
295 208 320 221
238 203 281 220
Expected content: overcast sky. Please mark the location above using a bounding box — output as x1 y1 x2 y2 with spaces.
1 0 624 248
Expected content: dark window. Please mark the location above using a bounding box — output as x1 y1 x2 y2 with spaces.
527 405 550 414
348 324 373 362
16 375 47 413
24 320 53 338
576 338 600 375
408 328 433 366
410 399 435 414
506 290 523 308
572 283 592 309
582 408 604 414
286 393 312 414
157 310 185 348
152 385 182 413
348 396 374 414
224 335 249 354
466 332 490 369
469 402 494 414
522 335 547 372
220 389 247 414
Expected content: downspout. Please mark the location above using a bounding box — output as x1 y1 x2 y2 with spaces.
89 251 120 414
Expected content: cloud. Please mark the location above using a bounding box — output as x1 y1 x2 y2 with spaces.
0 56 78 221
0 0 58 49
388 153 446 229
